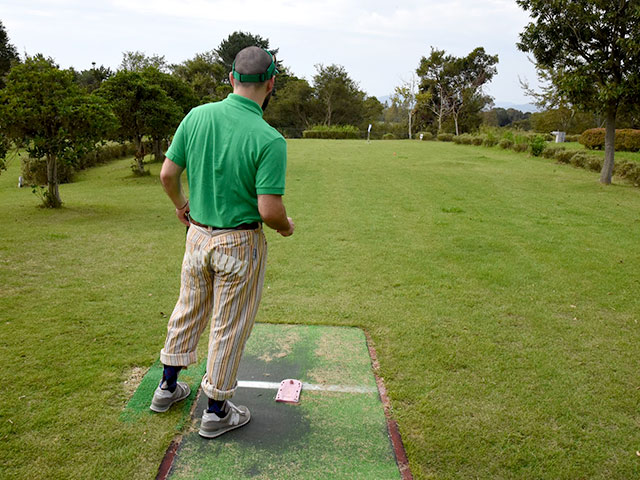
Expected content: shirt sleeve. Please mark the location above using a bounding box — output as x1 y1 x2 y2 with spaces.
165 116 187 168
256 136 287 195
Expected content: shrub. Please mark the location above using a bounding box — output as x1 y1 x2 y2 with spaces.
472 135 485 146
579 128 640 151
512 143 528 153
454 133 473 145
565 134 581 143
483 131 498 147
498 139 513 149
569 152 590 168
437 133 454 142
302 125 360 139
382 133 396 140
542 145 565 158
615 161 640 185
554 150 577 164
501 131 515 142
529 135 546 157
616 129 640 152
586 155 603 172
579 128 605 150
21 156 74 185
416 131 433 141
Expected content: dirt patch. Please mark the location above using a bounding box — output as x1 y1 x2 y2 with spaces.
257 326 301 362
308 330 371 385
123 366 148 398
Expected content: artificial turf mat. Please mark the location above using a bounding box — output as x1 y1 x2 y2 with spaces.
128 323 402 479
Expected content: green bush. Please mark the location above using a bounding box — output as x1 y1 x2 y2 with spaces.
483 131 499 147
454 133 473 145
579 129 605 150
542 145 565 158
616 129 640 152
437 133 454 142
513 143 528 153
20 142 136 185
529 135 546 157
382 133 396 140
615 161 640 185
579 128 640 151
555 150 577 164
472 135 485 146
586 155 603 172
302 125 361 139
416 131 433 141
499 139 514 149
565 134 581 143
568 152 589 168
21 156 74 185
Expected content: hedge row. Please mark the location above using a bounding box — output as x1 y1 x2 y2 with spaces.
550 147 640 185
302 125 360 139
579 128 640 152
440 131 640 187
22 142 139 185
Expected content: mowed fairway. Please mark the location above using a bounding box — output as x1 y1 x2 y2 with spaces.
1 139 640 479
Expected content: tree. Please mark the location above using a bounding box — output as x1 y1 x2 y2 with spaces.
215 31 277 78
73 63 114 93
392 76 418 138
362 96 384 126
312 64 365 126
416 48 451 134
96 70 182 175
417 47 497 135
0 20 19 88
0 55 115 207
171 51 229 103
120 51 168 72
516 0 640 184
263 75 317 137
447 48 498 135
141 66 198 161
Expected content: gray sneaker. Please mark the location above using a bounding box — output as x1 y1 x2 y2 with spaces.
150 382 191 413
199 401 250 438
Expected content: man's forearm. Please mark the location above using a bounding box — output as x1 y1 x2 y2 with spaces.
160 158 187 208
257 194 294 236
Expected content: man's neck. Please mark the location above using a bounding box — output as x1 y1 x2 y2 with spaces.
233 88 265 107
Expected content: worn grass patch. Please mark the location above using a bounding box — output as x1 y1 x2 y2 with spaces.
1 140 640 479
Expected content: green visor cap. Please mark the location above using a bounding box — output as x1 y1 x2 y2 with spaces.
232 49 279 83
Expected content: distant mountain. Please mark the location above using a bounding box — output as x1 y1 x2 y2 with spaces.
373 95 538 113
492 101 539 113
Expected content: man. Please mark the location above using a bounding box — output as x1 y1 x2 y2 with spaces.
151 46 294 439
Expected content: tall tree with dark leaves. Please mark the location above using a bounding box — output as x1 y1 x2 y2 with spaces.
0 20 19 89
516 0 640 184
215 31 278 79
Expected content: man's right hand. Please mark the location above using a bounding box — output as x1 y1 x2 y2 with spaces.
175 201 190 227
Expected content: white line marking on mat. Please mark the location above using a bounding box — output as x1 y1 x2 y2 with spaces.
237 380 377 394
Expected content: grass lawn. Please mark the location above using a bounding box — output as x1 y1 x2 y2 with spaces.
1 140 640 479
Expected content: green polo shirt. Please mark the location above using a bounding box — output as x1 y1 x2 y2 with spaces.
166 94 287 227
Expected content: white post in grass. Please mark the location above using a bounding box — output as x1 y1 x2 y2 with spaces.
367 124 372 143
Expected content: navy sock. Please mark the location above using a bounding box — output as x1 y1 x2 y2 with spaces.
161 365 183 393
207 399 227 418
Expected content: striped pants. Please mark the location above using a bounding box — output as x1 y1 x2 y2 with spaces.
160 224 267 400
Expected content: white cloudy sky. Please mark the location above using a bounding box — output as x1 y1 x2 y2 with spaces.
2 0 539 106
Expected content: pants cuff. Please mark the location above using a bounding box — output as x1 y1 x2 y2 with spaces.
201 377 237 400
160 349 197 367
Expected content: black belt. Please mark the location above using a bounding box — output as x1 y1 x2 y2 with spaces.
189 218 260 231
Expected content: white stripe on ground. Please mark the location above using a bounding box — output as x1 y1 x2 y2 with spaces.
237 380 377 394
